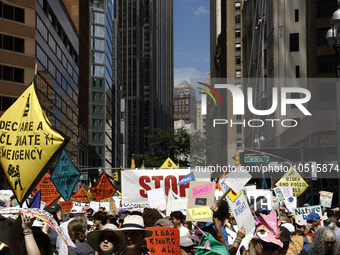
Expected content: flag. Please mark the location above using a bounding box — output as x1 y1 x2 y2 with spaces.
29 189 41 208
0 81 70 205
87 182 95 201
177 172 196 185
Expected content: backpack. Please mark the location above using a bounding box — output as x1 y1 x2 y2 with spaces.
299 236 313 255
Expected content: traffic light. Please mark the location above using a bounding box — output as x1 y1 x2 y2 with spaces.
235 152 240 166
113 171 119 181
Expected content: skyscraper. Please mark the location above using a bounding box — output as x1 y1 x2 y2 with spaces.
115 0 174 165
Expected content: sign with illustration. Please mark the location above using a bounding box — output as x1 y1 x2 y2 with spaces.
31 172 61 206
90 172 116 201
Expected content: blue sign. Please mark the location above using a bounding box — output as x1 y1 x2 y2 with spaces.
177 172 196 185
51 150 80 201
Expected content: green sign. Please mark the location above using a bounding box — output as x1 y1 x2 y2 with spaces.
244 156 269 162
79 174 88 180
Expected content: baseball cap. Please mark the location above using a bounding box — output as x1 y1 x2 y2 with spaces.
180 236 196 247
305 212 320 221
70 206 84 214
45 203 61 213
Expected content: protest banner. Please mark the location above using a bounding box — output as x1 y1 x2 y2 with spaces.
122 169 190 204
90 201 100 212
90 172 116 201
73 186 89 202
32 173 61 206
275 167 308 197
51 150 80 201
146 227 180 254
246 189 272 212
101 197 118 214
295 205 322 226
0 82 70 205
73 201 90 208
320 191 333 208
0 207 75 247
147 188 167 211
225 190 254 234
186 181 215 222
60 200 73 215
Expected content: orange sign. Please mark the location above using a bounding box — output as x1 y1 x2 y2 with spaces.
146 227 180 254
90 172 116 201
32 173 60 206
73 186 88 202
60 201 73 215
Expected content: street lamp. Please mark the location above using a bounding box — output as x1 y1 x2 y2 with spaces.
254 132 266 149
326 7 340 207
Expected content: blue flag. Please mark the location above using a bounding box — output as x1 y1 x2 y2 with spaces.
51 150 80 201
29 189 41 208
177 172 196 185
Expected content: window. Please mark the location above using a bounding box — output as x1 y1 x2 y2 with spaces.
236 56 241 65
0 96 16 111
289 33 299 52
236 138 242 148
235 43 241 51
236 70 241 78
317 55 336 73
1 34 24 53
235 29 241 38
235 2 240 11
235 15 240 24
295 9 299 22
2 3 24 23
0 65 24 83
93 12 105 24
236 125 242 134
317 28 329 46
296 66 300 78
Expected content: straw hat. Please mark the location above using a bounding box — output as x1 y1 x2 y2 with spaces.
87 224 119 252
114 215 153 237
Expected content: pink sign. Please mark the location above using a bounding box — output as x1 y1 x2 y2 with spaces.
191 182 214 197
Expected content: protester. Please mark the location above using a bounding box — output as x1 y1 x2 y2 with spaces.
278 225 292 255
87 224 120 255
93 211 108 230
225 213 238 245
154 218 173 228
305 212 321 233
287 223 313 255
113 214 153 255
142 208 163 227
170 211 190 237
325 217 340 240
56 206 87 255
68 219 95 255
179 236 196 255
307 226 337 255
44 203 62 253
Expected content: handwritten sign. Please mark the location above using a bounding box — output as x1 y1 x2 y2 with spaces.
60 201 73 215
147 188 167 211
275 167 308 197
295 205 322 226
222 168 251 193
320 191 333 208
146 227 180 254
186 181 215 222
171 199 188 215
91 172 116 201
0 83 69 205
32 173 61 206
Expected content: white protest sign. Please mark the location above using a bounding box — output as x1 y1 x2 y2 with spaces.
223 167 252 193
246 189 272 212
172 198 188 215
122 169 190 204
100 202 110 212
273 187 285 201
320 191 333 208
284 197 297 213
225 191 254 235
90 201 100 212
294 205 322 226
147 188 167 211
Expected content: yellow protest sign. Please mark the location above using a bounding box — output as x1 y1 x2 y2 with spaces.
0 82 69 204
160 157 178 169
275 167 308 197
187 206 211 219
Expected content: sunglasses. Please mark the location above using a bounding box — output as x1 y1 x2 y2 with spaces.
325 241 336 245
260 241 279 251
99 235 116 243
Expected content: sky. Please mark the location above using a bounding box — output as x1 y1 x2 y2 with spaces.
174 0 210 87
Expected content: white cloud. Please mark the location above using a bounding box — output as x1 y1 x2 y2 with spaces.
194 6 209 16
174 66 208 87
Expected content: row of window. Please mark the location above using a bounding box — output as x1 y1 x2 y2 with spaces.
0 1 24 23
0 96 16 112
0 33 24 53
0 64 24 83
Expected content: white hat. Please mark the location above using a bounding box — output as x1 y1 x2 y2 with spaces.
70 206 84 214
281 223 295 233
114 215 153 237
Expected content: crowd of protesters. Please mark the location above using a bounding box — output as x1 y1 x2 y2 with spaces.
1 197 340 255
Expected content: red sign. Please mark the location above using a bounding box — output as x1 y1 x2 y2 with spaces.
90 172 116 201
60 201 73 215
32 173 60 206
146 227 180 254
73 186 88 202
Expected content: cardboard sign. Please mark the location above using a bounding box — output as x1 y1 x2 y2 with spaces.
320 191 333 208
51 150 80 201
73 186 89 202
226 191 254 235
0 83 69 205
273 187 285 201
171 198 188 215
122 169 190 204
222 167 251 193
146 227 180 254
147 188 167 211
186 181 215 222
275 167 308 197
0 207 75 247
101 197 118 214
90 172 116 201
32 173 61 206
246 189 272 212
60 201 73 215
294 205 322 226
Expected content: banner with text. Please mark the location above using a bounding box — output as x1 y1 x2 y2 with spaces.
32 172 61 206
246 189 272 212
90 172 116 201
